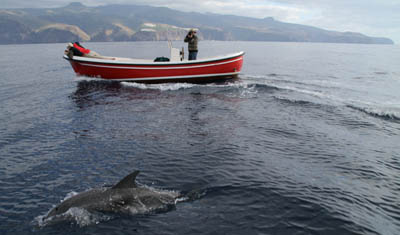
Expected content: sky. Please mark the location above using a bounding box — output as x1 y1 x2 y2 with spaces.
2 0 399 43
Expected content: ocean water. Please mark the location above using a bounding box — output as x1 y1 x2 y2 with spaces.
0 41 399 235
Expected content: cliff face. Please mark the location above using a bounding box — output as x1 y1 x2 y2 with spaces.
0 16 32 44
0 3 394 45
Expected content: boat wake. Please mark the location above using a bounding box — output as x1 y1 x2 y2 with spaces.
240 74 400 123
121 82 198 91
74 73 400 123
346 104 400 121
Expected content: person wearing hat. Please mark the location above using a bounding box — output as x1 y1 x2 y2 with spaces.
184 29 199 60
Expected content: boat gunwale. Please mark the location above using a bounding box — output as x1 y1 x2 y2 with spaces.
63 51 245 66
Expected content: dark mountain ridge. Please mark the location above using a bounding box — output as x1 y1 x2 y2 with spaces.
0 2 394 45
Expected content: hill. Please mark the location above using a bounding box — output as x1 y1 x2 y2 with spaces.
0 2 394 45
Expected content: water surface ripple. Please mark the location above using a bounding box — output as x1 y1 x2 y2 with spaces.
0 42 399 235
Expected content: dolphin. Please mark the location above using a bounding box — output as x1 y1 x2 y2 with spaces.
44 171 181 220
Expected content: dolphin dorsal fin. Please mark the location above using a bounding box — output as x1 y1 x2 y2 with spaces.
112 171 140 189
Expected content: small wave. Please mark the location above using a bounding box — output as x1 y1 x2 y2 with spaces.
347 105 400 121
259 82 328 99
73 76 103 82
63 191 79 201
374 71 388 75
245 73 292 79
121 82 197 91
120 80 263 99
121 80 255 91
34 189 110 227
272 95 324 108
244 74 341 90
243 74 334 97
35 207 113 228
246 74 400 123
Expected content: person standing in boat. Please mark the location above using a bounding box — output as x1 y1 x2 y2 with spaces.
184 29 199 60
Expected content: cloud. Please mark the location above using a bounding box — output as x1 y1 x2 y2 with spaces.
287 1 400 42
1 0 398 43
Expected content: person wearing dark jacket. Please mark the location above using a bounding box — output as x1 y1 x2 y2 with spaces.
184 29 198 60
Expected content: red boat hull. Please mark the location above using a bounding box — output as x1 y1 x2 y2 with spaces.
64 52 244 83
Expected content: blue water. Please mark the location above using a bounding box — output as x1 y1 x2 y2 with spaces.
1 41 400 235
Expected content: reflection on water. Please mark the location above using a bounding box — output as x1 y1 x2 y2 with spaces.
70 80 162 109
70 81 121 109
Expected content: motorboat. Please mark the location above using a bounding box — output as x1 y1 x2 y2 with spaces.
63 44 244 84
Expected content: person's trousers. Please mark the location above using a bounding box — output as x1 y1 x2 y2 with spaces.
189 51 198 60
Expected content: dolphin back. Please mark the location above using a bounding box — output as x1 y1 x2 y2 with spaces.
43 170 190 224
112 171 139 189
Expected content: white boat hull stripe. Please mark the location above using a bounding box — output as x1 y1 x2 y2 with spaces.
97 72 240 81
78 58 243 70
